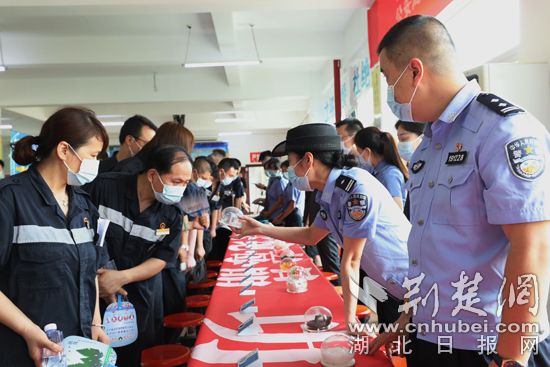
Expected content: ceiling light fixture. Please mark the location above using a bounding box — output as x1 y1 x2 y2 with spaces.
0 33 6 72
182 24 262 68
101 121 125 127
0 124 13 129
214 118 254 124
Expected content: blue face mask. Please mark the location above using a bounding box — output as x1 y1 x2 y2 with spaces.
387 64 419 122
358 153 373 173
152 171 186 205
287 157 312 192
265 170 280 178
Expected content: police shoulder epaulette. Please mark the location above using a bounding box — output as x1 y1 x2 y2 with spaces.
476 93 524 116
335 174 356 193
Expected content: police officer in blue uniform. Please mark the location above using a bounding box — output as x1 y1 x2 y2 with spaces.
371 15 550 367
235 123 410 329
257 158 288 222
0 107 110 366
89 145 188 367
354 126 409 209
272 160 303 227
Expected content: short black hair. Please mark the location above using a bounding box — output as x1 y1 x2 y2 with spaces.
211 149 226 158
394 120 425 136
280 160 290 169
377 15 456 74
0 159 4 168
232 158 242 169
259 150 272 162
335 118 363 137
143 145 192 175
193 156 213 174
218 157 239 171
118 115 157 144
263 157 280 170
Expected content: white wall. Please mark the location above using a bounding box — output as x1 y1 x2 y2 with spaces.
221 130 286 165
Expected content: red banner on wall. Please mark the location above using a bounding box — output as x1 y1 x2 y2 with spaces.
368 0 453 67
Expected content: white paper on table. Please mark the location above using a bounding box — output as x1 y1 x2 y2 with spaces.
240 306 258 314
96 218 110 247
240 290 256 296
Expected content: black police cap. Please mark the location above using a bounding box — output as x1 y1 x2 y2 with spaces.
272 123 342 157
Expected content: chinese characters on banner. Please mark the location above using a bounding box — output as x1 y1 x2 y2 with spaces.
367 0 454 67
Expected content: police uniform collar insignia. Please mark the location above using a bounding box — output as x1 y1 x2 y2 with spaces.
319 209 328 220
505 137 545 181
347 194 367 221
156 222 170 236
476 93 524 116
411 160 425 174
335 175 356 193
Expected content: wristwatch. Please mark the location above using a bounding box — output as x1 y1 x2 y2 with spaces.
492 354 525 367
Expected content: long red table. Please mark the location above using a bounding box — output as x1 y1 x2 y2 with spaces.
189 235 394 366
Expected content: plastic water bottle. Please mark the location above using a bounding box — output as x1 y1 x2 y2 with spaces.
41 323 67 367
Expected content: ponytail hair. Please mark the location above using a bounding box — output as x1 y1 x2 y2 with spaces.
354 127 409 180
293 150 357 169
12 106 108 166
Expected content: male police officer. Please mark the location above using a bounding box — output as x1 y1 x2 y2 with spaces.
371 15 550 367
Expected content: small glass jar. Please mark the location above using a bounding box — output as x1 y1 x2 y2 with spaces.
303 306 333 332
286 266 308 293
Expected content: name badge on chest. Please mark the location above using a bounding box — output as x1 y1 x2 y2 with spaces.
446 143 468 165
156 223 170 236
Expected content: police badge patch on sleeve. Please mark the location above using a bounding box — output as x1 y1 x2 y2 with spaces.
505 137 545 181
346 194 367 221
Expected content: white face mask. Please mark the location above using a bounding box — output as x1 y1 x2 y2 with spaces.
0 171 4 179
287 157 312 192
64 144 99 186
387 64 419 122
222 175 237 186
152 171 186 205
398 135 422 162
196 178 212 189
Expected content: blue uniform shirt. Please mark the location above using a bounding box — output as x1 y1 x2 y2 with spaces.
0 166 102 366
312 167 410 299
265 176 287 220
372 160 407 204
407 80 550 349
282 180 302 214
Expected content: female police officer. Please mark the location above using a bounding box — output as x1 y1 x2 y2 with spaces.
0 107 109 366
89 145 189 367
235 123 411 329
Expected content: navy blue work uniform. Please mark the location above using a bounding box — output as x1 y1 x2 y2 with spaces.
98 151 120 174
88 172 182 367
0 166 103 367
210 177 245 261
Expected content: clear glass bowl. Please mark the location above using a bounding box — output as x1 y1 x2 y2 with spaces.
303 306 333 332
219 206 243 229
320 333 355 367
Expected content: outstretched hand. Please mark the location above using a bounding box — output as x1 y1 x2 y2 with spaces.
231 215 264 238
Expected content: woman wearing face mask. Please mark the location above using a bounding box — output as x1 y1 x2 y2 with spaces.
0 107 110 366
354 127 409 210
395 120 424 164
256 158 287 223
233 123 410 332
88 145 189 367
272 160 303 227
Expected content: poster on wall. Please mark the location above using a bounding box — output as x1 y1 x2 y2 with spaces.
10 130 30 175
193 141 229 159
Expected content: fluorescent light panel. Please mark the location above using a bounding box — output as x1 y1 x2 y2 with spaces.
0 124 13 129
0 65 6 72
183 60 261 68
101 121 125 127
214 118 254 124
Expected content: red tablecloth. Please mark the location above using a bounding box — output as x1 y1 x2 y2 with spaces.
189 235 394 367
